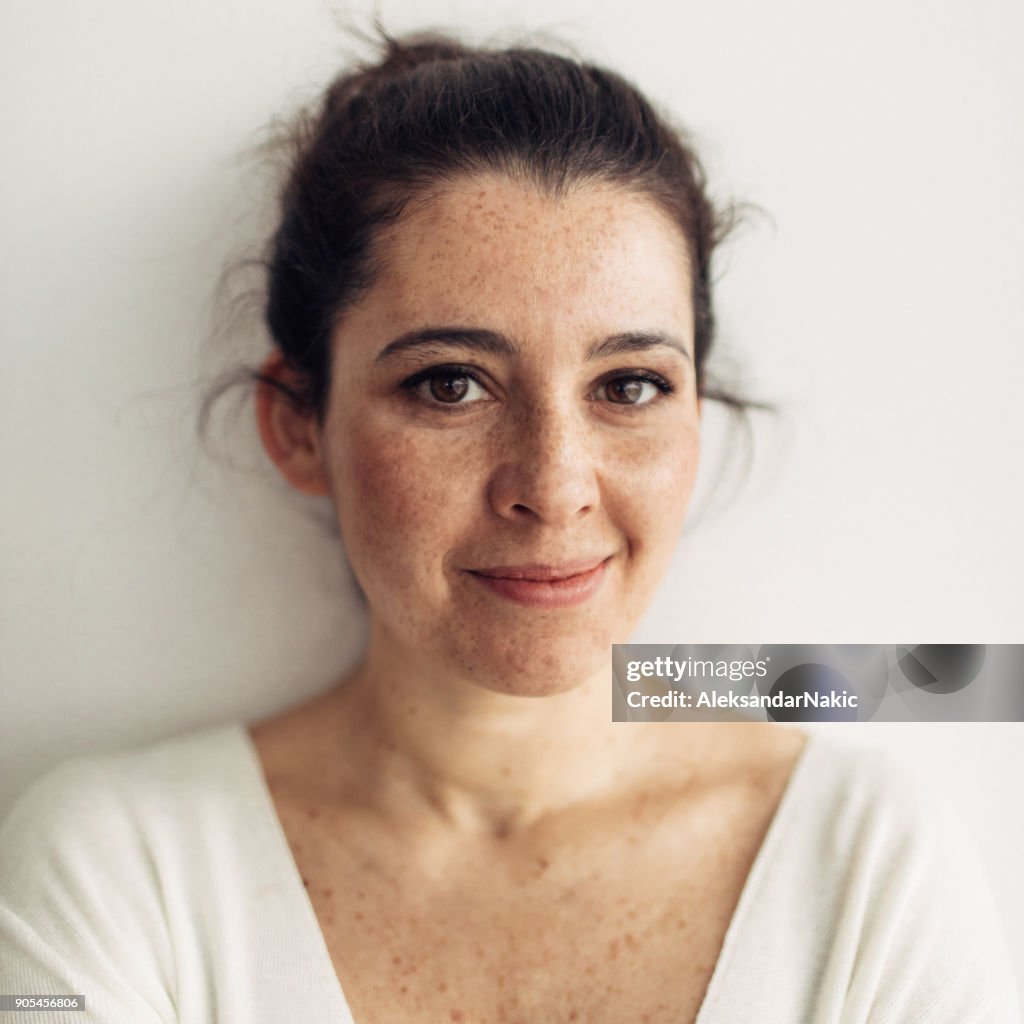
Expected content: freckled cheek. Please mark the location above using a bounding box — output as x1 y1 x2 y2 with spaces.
606 431 700 544
325 422 482 581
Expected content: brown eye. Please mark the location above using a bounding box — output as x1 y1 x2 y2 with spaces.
608 379 644 404
599 376 662 406
405 368 491 407
429 374 471 403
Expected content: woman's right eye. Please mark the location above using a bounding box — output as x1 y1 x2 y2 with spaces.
402 367 492 407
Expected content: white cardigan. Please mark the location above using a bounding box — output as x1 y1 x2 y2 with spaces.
0 723 1019 1023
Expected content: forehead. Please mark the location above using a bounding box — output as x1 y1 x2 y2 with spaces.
349 173 694 344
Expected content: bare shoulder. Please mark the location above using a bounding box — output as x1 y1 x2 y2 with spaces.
649 722 808 785
246 686 348 795
630 723 810 829
732 724 809 788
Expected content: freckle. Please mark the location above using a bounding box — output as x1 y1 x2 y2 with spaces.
569 1011 578 1021
535 857 550 873
392 955 402 966
354 911 364 921
450 1010 465 1022
624 932 638 949
308 808 320 819
323 888 333 898
400 985 408 994
438 981 448 993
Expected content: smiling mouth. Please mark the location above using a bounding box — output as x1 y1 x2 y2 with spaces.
466 557 611 608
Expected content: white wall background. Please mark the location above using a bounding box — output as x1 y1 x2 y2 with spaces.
3 0 1022 990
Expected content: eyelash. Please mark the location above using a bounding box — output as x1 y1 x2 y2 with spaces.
399 364 676 411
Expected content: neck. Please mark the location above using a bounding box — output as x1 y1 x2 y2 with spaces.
328 626 664 837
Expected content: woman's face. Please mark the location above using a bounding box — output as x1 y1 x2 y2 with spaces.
316 173 700 696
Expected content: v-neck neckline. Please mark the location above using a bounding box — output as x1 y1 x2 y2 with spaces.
235 723 819 1024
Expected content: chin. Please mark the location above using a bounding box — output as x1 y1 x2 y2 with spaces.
450 625 614 699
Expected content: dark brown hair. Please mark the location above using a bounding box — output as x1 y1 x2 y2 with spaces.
256 29 753 422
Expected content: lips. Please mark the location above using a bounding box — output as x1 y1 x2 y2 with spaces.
466 557 611 608
472 559 608 581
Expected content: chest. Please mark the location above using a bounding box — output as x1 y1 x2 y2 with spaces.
274 796 775 1024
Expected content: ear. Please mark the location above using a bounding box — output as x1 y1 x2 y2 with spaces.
254 351 330 497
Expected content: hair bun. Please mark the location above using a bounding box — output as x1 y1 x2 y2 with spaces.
374 32 470 75
326 32 470 112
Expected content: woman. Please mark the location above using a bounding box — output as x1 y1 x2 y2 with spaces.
0 31 1018 1024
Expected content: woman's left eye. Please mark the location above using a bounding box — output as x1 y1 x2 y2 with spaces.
593 374 671 406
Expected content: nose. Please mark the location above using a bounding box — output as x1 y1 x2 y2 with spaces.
487 401 600 526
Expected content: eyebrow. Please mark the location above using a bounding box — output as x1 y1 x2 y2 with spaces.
374 326 692 363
